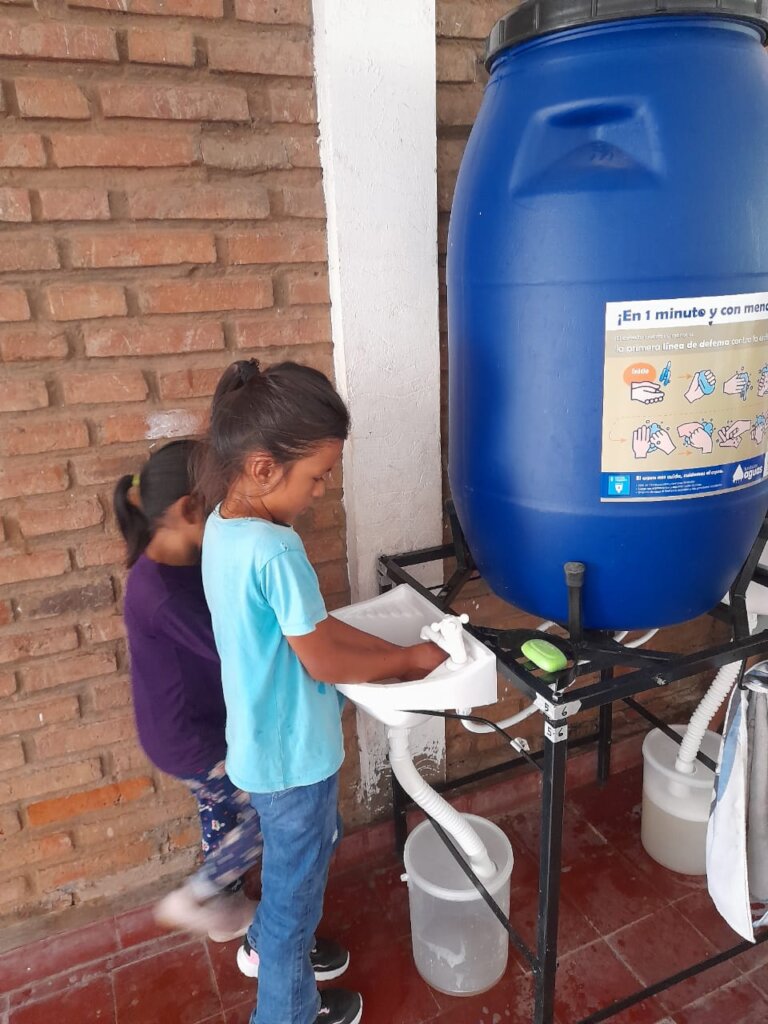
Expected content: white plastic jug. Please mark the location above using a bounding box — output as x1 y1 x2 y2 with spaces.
641 726 721 875
403 814 514 996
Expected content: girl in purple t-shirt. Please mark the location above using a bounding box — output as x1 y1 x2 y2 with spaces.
113 439 262 942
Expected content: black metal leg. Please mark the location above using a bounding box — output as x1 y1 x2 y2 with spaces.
391 771 408 859
597 671 614 783
534 717 568 1024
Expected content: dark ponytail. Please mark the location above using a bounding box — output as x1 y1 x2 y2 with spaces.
113 439 197 567
194 359 350 514
114 474 151 569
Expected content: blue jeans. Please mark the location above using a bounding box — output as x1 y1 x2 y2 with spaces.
247 772 339 1024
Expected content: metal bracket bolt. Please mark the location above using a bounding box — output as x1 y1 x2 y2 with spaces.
376 564 394 592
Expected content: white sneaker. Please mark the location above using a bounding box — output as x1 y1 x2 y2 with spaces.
154 883 254 941
155 883 216 935
207 889 256 943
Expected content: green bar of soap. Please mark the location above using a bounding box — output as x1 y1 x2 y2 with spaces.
521 639 568 673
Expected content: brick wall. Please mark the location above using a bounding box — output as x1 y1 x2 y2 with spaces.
0 0 350 933
434 0 728 777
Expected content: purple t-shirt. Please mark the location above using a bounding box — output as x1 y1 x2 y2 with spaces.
123 554 226 777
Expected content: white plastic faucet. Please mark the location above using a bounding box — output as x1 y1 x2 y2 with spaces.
420 613 470 668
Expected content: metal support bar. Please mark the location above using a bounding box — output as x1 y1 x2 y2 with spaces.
378 553 460 613
466 622 768 711
534 716 568 1024
434 503 477 608
565 632 768 710
575 929 768 1024
598 684 618 786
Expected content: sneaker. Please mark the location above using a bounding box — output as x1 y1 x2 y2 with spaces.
309 938 351 981
155 884 254 941
316 989 362 1024
154 883 220 936
236 935 350 981
206 889 256 943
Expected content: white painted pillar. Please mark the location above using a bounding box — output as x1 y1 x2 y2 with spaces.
312 0 442 602
312 0 444 811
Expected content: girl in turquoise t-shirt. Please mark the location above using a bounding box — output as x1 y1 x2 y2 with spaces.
189 359 445 1024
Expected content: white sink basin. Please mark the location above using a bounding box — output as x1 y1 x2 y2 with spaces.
332 585 498 728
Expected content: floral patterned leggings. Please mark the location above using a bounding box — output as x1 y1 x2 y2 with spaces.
180 760 264 894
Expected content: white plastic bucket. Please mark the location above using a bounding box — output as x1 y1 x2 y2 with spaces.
641 726 721 875
403 814 514 996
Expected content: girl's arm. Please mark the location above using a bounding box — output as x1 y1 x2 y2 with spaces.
287 617 446 684
322 615 413 655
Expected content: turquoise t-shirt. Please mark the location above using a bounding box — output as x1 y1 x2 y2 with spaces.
201 509 344 794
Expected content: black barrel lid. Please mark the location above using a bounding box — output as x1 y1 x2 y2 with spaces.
486 1 768 68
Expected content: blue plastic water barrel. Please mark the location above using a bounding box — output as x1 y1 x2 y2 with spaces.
448 1 768 629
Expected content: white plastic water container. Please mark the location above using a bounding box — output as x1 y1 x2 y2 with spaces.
403 814 514 996
641 726 721 875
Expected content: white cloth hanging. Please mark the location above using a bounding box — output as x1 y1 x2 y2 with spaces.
706 670 768 941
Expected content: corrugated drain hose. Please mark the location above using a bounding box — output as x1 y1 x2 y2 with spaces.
675 613 757 775
388 726 496 880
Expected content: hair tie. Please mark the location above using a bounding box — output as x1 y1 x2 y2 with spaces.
237 359 261 386
131 474 140 488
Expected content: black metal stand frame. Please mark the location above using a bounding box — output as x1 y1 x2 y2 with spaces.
377 506 768 1024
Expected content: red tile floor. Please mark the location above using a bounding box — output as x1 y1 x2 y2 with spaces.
2 761 767 1024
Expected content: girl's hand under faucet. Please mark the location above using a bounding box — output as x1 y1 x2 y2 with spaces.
399 641 449 681
288 615 446 684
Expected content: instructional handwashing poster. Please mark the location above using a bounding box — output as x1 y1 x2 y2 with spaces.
601 292 768 501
